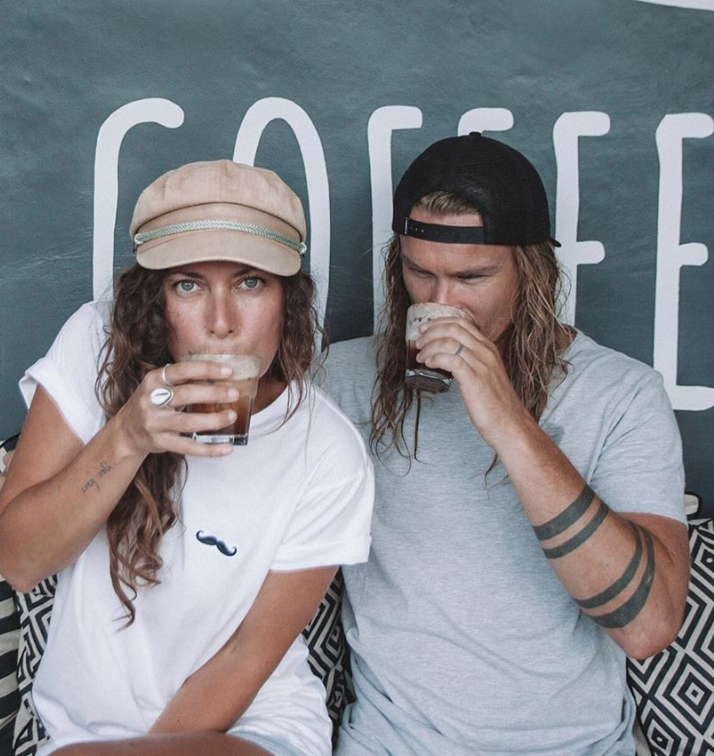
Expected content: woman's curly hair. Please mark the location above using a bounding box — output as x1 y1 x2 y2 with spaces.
98 263 322 625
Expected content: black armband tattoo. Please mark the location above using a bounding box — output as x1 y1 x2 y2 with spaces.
588 528 656 629
533 485 596 541
541 499 609 559
575 522 643 610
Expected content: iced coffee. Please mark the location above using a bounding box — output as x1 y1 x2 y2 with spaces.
405 303 471 393
185 353 260 445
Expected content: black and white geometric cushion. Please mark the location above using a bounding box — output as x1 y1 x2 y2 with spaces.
0 435 21 746
0 578 20 739
626 517 714 755
302 569 353 739
13 575 56 756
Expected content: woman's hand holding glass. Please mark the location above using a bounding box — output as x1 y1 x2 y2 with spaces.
115 359 240 458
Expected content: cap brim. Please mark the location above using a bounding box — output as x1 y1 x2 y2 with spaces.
135 228 302 276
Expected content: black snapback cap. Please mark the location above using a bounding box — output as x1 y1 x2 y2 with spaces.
392 132 559 247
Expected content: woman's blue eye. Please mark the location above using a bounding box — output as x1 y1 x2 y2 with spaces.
241 277 262 289
175 280 198 293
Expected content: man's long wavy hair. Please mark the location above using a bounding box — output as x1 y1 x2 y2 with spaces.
371 191 574 458
97 263 322 625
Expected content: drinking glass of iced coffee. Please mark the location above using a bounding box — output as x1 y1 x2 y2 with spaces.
405 303 471 393
185 353 261 445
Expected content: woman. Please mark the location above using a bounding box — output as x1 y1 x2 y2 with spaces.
0 160 373 756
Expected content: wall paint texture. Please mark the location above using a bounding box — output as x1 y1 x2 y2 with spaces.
1 0 713 510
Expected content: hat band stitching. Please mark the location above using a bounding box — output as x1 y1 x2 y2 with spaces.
134 220 307 256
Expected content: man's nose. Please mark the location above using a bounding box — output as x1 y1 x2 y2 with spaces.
431 279 456 307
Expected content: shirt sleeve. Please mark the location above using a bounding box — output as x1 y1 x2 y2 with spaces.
271 402 374 571
589 370 686 525
19 302 109 445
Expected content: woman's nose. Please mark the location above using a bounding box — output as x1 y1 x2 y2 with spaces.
208 294 237 337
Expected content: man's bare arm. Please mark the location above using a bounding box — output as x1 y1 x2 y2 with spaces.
502 426 689 659
416 317 689 658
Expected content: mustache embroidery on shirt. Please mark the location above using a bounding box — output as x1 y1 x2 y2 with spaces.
195 530 237 557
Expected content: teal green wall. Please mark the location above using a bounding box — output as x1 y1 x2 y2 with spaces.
1 0 713 510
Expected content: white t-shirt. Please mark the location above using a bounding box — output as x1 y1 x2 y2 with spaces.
19 301 374 756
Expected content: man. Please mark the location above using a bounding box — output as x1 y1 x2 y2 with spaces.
324 132 690 755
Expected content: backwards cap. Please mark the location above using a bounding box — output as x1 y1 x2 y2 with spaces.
392 132 558 247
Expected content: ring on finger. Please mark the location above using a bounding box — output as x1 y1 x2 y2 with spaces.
454 343 464 357
150 386 174 408
161 363 173 388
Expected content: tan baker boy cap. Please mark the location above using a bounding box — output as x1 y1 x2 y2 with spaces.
130 160 307 276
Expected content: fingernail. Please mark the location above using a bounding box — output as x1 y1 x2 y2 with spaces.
227 410 237 421
227 388 239 400
415 339 423 348
220 366 233 376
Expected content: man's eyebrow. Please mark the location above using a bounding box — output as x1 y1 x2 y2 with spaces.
453 264 501 277
400 253 429 272
400 252 500 277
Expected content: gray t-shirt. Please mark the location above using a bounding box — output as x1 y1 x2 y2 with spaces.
323 331 685 756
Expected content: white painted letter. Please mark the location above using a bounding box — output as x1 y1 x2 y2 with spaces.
368 106 423 330
654 113 714 410
458 108 514 135
233 98 329 329
553 112 611 325
633 0 714 11
93 99 184 299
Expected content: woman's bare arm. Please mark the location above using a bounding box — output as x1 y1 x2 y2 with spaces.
0 360 242 592
0 387 143 590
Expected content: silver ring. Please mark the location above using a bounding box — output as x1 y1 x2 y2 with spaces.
161 364 173 387
454 343 464 357
150 386 174 408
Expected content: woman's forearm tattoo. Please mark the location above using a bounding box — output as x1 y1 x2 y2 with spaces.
534 484 656 628
80 460 113 495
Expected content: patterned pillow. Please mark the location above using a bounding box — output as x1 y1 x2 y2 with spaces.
626 517 714 755
302 569 353 740
11 570 351 754
0 578 20 739
0 436 21 743
13 576 56 756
